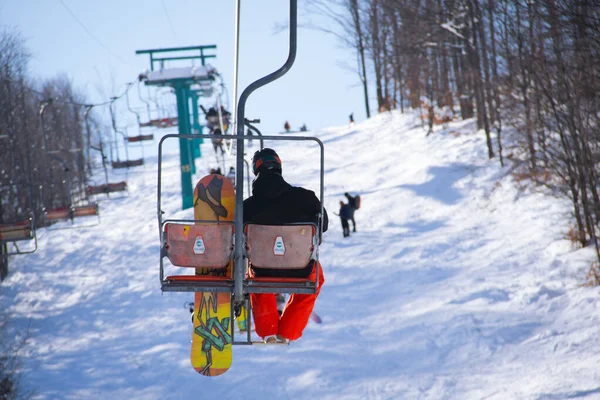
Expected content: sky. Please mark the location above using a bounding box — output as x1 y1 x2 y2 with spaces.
0 0 366 135
2 110 600 399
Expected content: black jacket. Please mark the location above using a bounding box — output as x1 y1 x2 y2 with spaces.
344 193 358 218
339 203 352 220
243 170 328 278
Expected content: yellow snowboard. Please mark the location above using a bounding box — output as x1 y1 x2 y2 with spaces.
191 174 234 376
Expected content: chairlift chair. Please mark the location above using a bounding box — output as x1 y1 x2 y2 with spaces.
125 83 155 145
85 110 130 199
0 218 34 243
157 0 321 346
44 203 99 220
108 97 144 170
39 101 100 228
126 133 154 143
0 183 38 257
157 130 325 345
87 181 128 196
0 129 39 281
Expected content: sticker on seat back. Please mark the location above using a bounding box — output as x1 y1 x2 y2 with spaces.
193 236 206 254
273 236 285 255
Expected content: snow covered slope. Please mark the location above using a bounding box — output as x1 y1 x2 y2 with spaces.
2 111 600 400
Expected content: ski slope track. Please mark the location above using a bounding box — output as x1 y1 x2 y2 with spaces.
2 111 600 399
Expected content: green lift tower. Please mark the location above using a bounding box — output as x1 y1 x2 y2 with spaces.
136 45 217 210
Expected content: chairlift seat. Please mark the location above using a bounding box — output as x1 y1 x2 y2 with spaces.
45 204 99 221
44 207 71 221
72 204 99 217
139 120 155 128
159 117 178 128
162 222 234 292
112 159 144 169
0 219 34 242
244 223 318 294
127 134 154 143
163 223 233 268
87 181 128 195
244 223 316 269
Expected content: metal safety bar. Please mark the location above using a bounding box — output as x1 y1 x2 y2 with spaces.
157 132 324 298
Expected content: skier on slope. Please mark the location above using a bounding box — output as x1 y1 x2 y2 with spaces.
243 148 328 344
339 200 351 238
344 192 360 233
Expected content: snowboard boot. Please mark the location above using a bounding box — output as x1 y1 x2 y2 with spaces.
263 335 278 344
276 335 289 344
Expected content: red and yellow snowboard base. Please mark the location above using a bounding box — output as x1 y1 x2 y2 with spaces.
191 291 232 376
191 174 234 376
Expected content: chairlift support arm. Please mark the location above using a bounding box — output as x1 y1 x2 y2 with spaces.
233 0 298 304
135 45 217 70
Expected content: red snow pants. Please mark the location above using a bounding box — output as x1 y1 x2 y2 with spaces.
249 262 324 341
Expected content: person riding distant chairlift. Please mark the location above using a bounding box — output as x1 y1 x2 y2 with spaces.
211 127 225 155
205 106 218 119
244 148 329 344
205 106 219 130
220 105 231 119
220 106 231 130
226 166 235 186
344 192 359 232
339 200 351 238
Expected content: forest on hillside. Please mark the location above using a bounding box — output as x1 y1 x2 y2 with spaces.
311 0 600 264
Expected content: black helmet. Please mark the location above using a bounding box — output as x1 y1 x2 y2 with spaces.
252 148 282 175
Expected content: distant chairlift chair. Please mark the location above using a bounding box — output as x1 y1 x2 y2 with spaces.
109 96 144 170
84 106 129 198
39 101 100 227
0 183 39 281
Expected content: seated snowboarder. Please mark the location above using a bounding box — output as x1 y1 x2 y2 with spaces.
344 192 359 232
283 121 291 133
244 148 328 344
226 166 235 186
211 128 225 155
339 201 351 237
203 106 219 130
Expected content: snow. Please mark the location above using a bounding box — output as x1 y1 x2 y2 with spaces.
141 65 216 85
2 111 600 399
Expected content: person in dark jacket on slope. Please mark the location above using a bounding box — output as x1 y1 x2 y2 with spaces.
244 148 328 343
339 200 351 237
344 192 359 232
